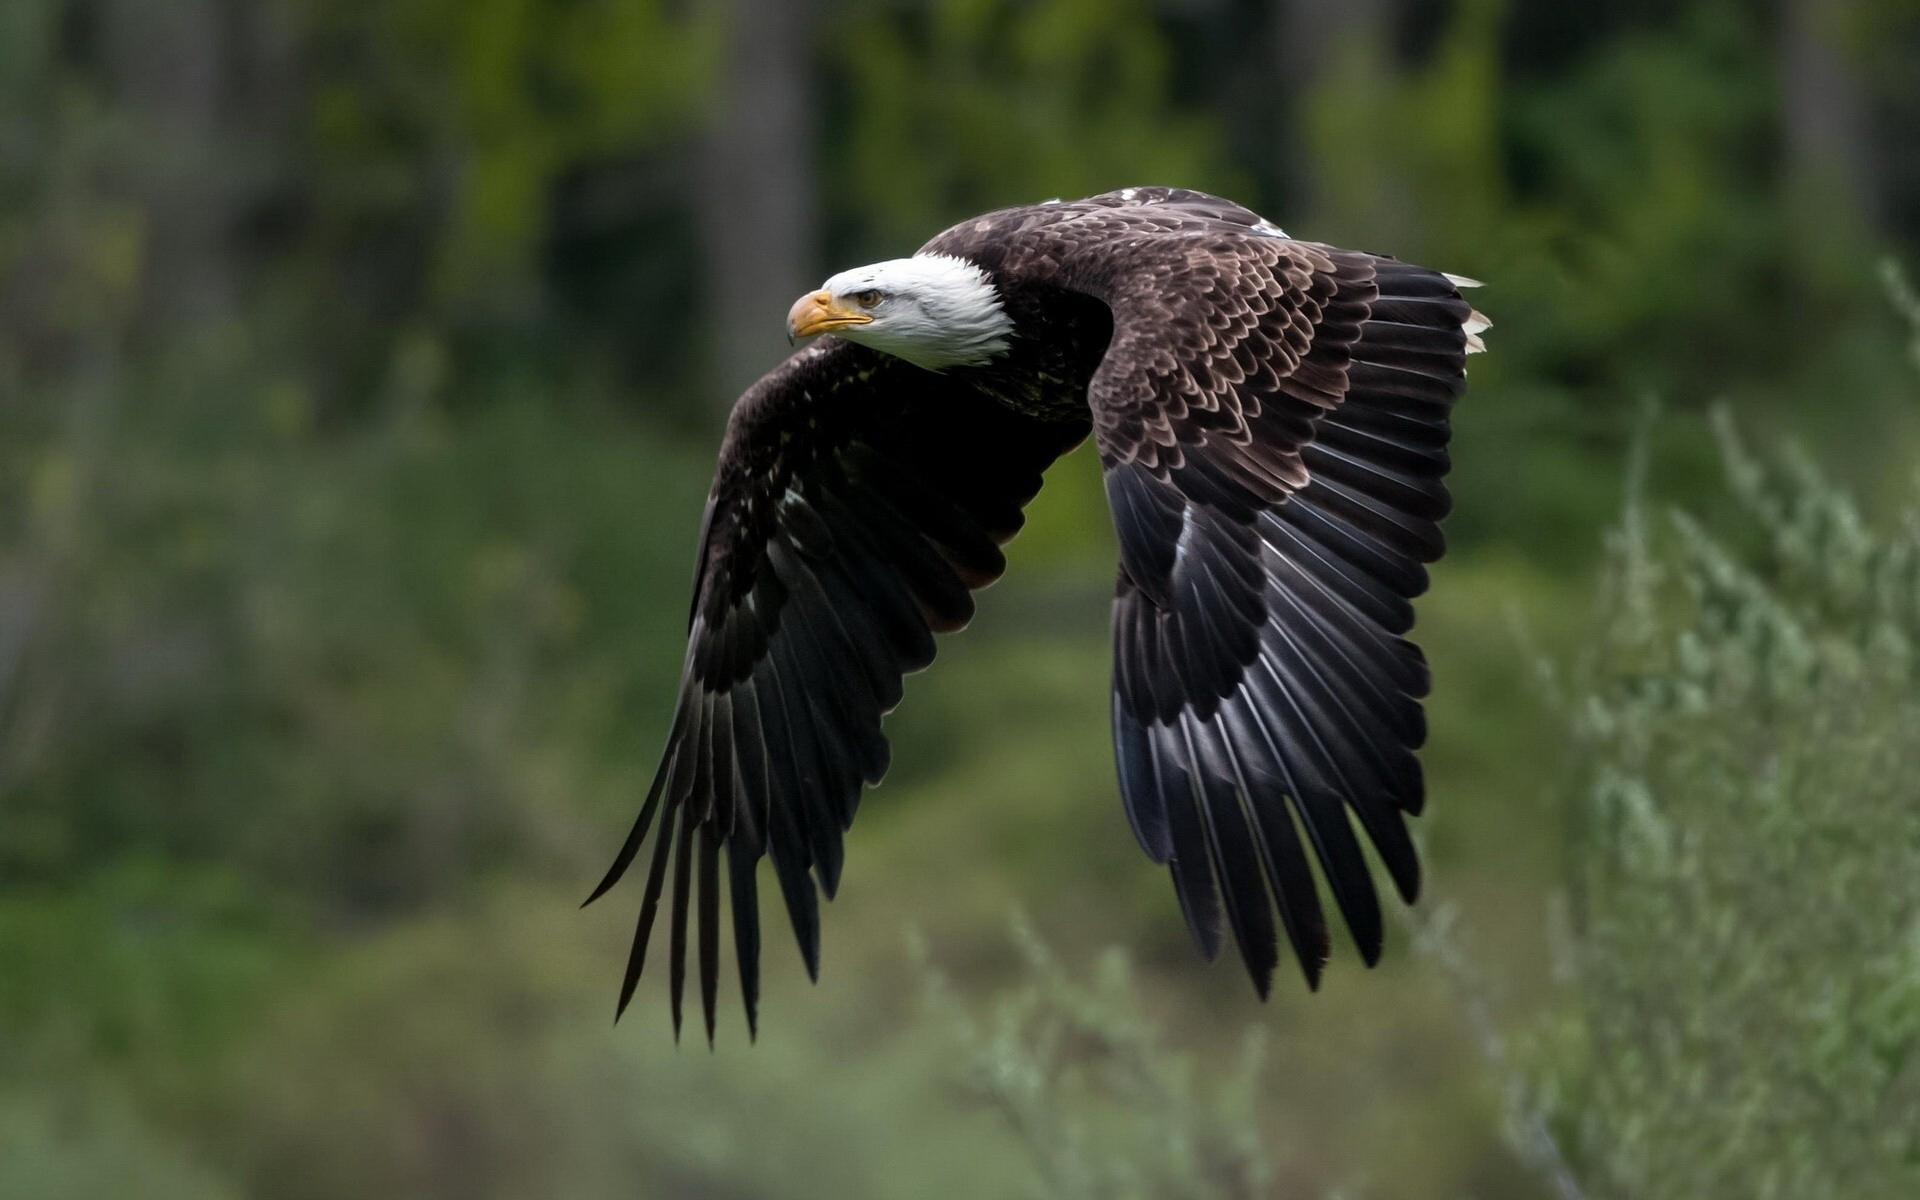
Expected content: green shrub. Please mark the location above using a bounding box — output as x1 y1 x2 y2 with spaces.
1520 298 1920 1197
921 919 1273 1200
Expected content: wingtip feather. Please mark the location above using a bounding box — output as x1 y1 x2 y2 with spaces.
1464 308 1491 355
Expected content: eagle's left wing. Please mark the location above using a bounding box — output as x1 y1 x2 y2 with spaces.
588 340 1088 1040
1087 228 1480 994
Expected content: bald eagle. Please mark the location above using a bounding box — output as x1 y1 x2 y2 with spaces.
588 188 1488 1040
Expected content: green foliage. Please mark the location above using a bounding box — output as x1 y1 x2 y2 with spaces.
1296 0 1919 561
303 0 714 312
921 920 1273 1200
1502 4 1797 398
1522 315 1920 1196
827 0 1235 258
3 2 1920 1196
1889 259 1920 373
1299 0 1507 259
0 1083 238 1200
0 1 144 364
0 363 713 905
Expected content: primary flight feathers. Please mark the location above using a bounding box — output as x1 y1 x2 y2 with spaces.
586 187 1488 1041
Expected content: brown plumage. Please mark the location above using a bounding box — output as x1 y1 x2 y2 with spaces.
586 188 1488 1040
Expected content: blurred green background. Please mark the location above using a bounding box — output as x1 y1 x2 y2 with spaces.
3 1 1920 1197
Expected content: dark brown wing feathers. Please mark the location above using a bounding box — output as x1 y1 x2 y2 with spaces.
929 187 1472 994
587 339 1087 1040
1071 207 1470 995
595 187 1481 1033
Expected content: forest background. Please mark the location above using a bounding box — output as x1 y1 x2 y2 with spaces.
4 1 1920 1196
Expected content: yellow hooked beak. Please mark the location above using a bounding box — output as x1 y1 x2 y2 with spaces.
787 290 873 340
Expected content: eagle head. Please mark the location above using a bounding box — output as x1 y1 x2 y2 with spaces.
787 254 1014 372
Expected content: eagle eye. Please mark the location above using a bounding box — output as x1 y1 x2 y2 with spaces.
851 289 883 309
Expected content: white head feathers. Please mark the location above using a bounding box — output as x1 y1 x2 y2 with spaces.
816 254 1013 371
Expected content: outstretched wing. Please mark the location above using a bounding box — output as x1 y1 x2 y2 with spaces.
588 339 1088 1040
1088 220 1483 995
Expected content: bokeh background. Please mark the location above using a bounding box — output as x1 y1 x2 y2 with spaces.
4 1 1920 1197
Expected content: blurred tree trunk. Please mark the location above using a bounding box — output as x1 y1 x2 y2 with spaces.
1780 0 1880 241
699 0 817 411
1270 0 1389 223
1272 0 1389 82
104 0 237 336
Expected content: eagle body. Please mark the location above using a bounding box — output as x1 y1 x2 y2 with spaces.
590 188 1488 1040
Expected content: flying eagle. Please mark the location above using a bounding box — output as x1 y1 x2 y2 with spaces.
588 188 1488 1040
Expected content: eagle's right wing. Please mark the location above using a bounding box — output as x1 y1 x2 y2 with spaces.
1085 225 1481 995
588 339 1088 1041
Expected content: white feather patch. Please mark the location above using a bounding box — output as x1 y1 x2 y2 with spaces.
1439 273 1489 353
1463 310 1491 354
